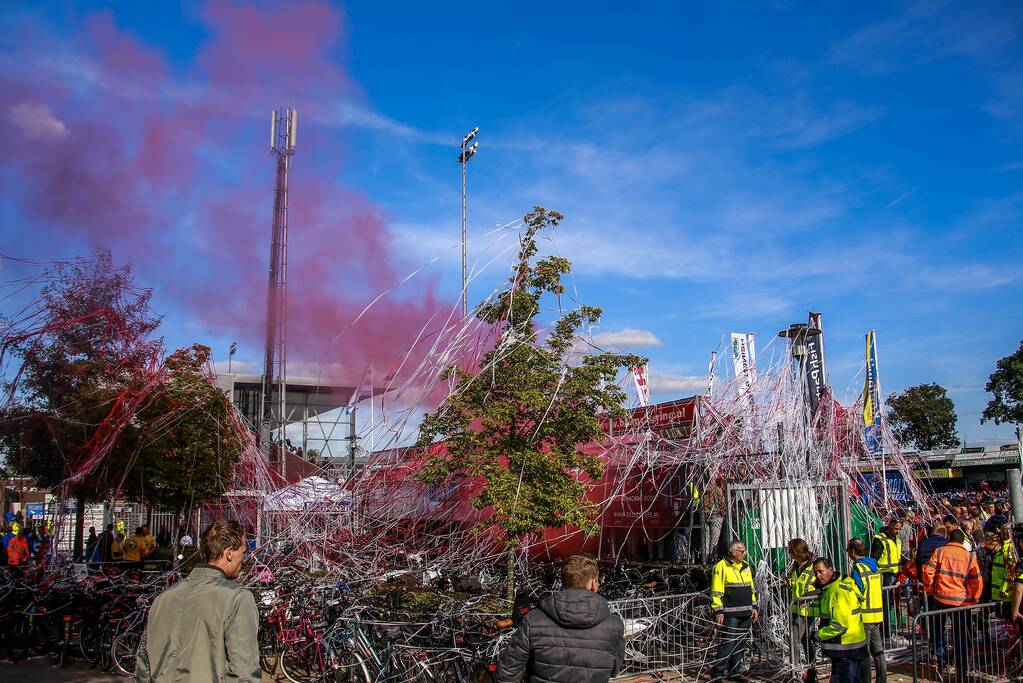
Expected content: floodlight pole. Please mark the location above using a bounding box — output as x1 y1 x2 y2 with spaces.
457 128 479 319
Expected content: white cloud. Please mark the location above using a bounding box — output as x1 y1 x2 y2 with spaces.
213 359 256 374
916 264 1018 290
8 102 68 141
648 372 707 396
698 293 795 320
591 328 663 349
323 101 450 145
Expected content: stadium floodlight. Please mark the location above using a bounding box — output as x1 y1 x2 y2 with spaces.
457 128 480 318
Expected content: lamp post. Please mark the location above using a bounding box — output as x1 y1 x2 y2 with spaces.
457 127 479 319
777 323 820 380
228 341 237 374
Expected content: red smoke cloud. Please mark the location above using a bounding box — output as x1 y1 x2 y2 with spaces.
0 1 454 383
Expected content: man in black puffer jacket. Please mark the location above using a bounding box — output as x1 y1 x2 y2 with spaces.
498 554 626 683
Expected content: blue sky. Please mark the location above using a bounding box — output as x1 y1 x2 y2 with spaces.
2 1 1021 445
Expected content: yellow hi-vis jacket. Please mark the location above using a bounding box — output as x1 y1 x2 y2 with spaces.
872 532 903 574
790 562 820 617
818 576 867 655
710 558 757 615
992 539 1017 602
852 559 884 624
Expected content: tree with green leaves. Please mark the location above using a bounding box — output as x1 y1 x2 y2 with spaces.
131 344 243 514
885 383 959 450
417 207 644 599
981 339 1023 427
0 254 161 557
1 254 244 558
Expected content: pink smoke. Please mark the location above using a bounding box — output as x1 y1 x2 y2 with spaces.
0 2 455 383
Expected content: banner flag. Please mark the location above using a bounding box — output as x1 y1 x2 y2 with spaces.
706 351 717 398
863 331 883 454
632 364 650 407
730 332 757 402
805 312 828 415
747 333 757 375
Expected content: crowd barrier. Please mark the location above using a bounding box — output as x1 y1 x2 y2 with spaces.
911 602 1018 683
787 581 927 678
610 585 1020 683
608 592 714 678
880 582 928 654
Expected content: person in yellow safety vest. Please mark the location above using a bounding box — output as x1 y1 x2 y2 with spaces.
709 540 759 682
848 539 886 683
991 524 1018 619
786 538 819 669
870 519 904 583
870 518 903 641
812 558 868 683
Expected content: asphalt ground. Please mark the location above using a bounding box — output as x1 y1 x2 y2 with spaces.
0 657 920 682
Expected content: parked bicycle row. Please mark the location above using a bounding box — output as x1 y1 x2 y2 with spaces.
0 563 175 673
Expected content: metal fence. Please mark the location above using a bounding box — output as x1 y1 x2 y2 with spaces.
880 582 927 655
726 481 852 576
911 602 1017 683
608 592 715 678
787 581 929 682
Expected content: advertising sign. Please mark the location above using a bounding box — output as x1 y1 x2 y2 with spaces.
730 332 757 403
805 312 827 415
863 331 883 454
632 364 650 407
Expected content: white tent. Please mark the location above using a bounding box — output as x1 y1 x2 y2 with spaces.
262 476 352 513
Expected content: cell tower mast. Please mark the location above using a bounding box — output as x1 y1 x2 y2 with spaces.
260 107 297 477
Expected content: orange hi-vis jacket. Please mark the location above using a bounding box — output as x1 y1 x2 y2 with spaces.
6 535 30 566
921 541 982 606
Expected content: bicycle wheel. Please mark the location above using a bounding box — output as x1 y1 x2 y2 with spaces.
466 662 497 683
280 637 328 683
79 619 104 663
5 617 31 662
112 628 142 676
259 626 280 674
439 657 496 683
32 614 62 655
329 646 371 683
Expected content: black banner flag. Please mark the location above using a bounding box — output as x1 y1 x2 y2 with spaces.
805 312 827 415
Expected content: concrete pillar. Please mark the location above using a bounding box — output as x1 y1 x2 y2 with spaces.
1008 468 1023 523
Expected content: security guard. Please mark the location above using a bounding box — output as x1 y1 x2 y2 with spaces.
848 539 885 683
992 524 1018 619
870 518 903 640
709 540 759 682
813 558 868 683
870 519 904 583
787 538 819 668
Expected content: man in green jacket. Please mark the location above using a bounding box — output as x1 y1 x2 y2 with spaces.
136 520 261 683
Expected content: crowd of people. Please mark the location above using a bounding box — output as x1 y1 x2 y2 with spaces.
0 518 53 568
705 497 1023 683
3 486 1020 683
82 523 158 566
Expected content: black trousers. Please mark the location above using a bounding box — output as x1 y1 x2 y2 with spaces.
712 614 751 678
